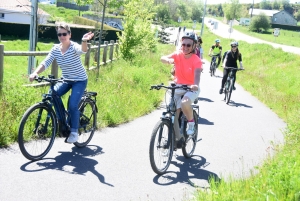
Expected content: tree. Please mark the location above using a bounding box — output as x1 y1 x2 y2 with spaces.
272 0 280 10
249 12 270 32
281 0 293 15
295 12 300 21
75 0 94 16
191 7 202 22
156 4 170 23
223 0 242 21
260 0 272 10
117 0 156 62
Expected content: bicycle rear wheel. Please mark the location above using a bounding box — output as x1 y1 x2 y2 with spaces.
18 103 57 161
149 119 174 175
226 80 233 104
182 110 198 158
74 98 97 148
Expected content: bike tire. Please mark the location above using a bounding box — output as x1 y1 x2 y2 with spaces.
74 98 97 148
18 103 57 161
213 63 217 76
226 80 233 104
149 119 174 175
210 63 214 77
224 80 229 101
182 110 198 158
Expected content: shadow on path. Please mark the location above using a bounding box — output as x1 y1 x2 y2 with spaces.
229 101 253 108
153 155 220 188
20 145 114 187
198 97 214 103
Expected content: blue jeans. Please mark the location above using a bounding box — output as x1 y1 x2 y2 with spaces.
54 80 87 133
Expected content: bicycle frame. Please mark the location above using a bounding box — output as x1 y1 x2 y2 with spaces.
154 83 199 149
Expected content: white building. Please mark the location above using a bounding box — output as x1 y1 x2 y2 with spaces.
0 0 50 25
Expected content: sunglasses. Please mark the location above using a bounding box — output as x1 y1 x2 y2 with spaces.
57 32 68 37
181 43 192 48
231 46 237 48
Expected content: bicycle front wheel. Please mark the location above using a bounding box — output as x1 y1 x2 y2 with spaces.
182 110 198 158
226 79 233 104
212 63 216 76
74 98 97 148
210 63 214 77
18 103 57 161
149 119 174 175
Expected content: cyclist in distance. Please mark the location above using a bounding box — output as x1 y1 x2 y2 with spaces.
160 31 203 143
208 39 222 70
28 22 94 143
219 41 244 94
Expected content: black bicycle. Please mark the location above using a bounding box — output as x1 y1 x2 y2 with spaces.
224 67 244 104
149 83 200 175
209 55 218 77
18 75 98 161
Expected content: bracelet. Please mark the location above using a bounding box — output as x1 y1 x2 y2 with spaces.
82 40 87 42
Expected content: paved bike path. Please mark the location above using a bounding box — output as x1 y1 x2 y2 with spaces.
206 17 300 55
0 59 286 200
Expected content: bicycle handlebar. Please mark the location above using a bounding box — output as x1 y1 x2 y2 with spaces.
34 75 64 84
150 83 191 91
224 67 245 71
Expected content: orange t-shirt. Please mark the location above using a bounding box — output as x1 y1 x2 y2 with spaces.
171 51 202 85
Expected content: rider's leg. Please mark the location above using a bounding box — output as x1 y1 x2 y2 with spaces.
181 90 199 135
67 80 87 143
220 69 228 94
217 55 221 67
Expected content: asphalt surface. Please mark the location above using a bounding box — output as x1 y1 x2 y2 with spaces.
0 22 287 201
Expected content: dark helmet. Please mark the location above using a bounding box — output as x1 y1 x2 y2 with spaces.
230 41 238 46
182 32 197 42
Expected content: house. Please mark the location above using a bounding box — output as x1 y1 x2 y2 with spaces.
248 8 297 26
272 10 297 26
0 0 50 25
249 8 280 20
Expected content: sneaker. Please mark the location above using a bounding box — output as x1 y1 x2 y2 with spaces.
67 132 78 143
219 88 223 94
186 122 195 135
233 86 236 90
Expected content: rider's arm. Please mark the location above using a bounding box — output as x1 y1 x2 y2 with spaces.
239 53 244 69
161 54 174 64
29 64 46 82
194 68 202 86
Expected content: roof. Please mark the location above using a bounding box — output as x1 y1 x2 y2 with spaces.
0 0 50 16
249 9 280 17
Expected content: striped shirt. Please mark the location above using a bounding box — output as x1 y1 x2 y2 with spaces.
41 41 88 81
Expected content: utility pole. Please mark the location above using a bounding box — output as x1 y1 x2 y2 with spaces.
96 0 108 78
28 0 38 75
200 0 207 36
251 0 254 17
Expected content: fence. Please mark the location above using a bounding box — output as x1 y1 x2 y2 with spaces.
0 40 119 95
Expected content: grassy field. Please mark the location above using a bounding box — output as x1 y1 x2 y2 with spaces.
195 26 300 201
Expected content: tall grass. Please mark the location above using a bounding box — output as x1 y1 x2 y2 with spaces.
195 26 300 200
0 39 175 147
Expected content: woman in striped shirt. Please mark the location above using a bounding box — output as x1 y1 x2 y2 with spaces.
29 22 94 143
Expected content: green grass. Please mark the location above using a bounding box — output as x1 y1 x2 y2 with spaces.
0 39 175 146
195 26 300 201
